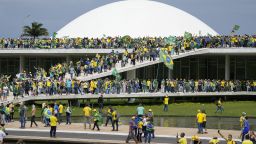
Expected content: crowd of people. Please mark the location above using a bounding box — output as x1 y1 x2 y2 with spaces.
1 77 256 102
0 98 255 143
1 35 256 49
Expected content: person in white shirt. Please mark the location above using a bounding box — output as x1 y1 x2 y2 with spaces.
0 130 6 144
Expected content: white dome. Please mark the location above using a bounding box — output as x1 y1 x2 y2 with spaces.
57 0 218 38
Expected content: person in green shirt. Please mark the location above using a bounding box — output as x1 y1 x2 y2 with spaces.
92 109 100 131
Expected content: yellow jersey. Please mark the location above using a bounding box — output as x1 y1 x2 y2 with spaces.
50 115 58 126
178 138 187 144
202 113 207 122
242 140 253 144
197 113 204 123
209 139 219 144
164 97 169 105
59 105 63 114
83 107 92 117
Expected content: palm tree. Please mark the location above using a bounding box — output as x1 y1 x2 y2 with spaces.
22 22 49 39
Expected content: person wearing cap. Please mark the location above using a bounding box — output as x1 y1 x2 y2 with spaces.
217 130 236 144
242 116 250 141
126 116 138 144
191 135 201 144
92 109 100 131
209 137 220 144
196 110 204 134
176 132 187 144
163 95 169 112
240 112 246 129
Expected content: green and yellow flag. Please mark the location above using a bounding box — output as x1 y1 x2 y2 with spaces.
160 50 174 69
184 32 192 41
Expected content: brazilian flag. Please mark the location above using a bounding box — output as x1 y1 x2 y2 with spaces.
160 50 174 69
112 68 121 81
184 32 192 41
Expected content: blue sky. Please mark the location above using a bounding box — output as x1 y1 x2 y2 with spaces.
0 0 255 37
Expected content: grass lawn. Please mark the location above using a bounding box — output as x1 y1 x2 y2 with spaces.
12 100 256 118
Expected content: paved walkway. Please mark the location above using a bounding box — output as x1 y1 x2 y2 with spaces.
5 121 241 139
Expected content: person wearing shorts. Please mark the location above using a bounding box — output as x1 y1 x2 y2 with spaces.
83 104 92 129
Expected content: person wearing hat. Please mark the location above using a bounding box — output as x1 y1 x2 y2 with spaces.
196 110 204 134
126 116 138 144
191 135 201 144
92 109 100 131
163 95 169 112
240 112 246 129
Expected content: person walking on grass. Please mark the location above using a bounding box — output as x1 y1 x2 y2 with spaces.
137 103 144 118
163 95 169 112
218 130 236 144
215 98 224 113
30 104 38 127
50 114 58 138
83 104 92 129
176 132 187 144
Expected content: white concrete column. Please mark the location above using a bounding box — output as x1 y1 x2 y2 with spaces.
126 70 136 79
225 55 230 80
19 56 25 73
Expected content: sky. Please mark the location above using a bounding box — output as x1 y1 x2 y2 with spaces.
0 0 255 37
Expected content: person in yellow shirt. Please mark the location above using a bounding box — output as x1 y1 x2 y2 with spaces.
176 132 187 144
58 103 63 124
163 96 169 112
137 119 144 143
111 108 119 131
197 110 204 134
242 134 253 144
191 135 201 144
209 137 220 144
105 106 113 127
50 114 58 137
215 98 224 113
202 110 207 134
83 104 92 129
218 130 236 144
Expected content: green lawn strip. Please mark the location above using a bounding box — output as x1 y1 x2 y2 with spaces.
12 101 256 118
